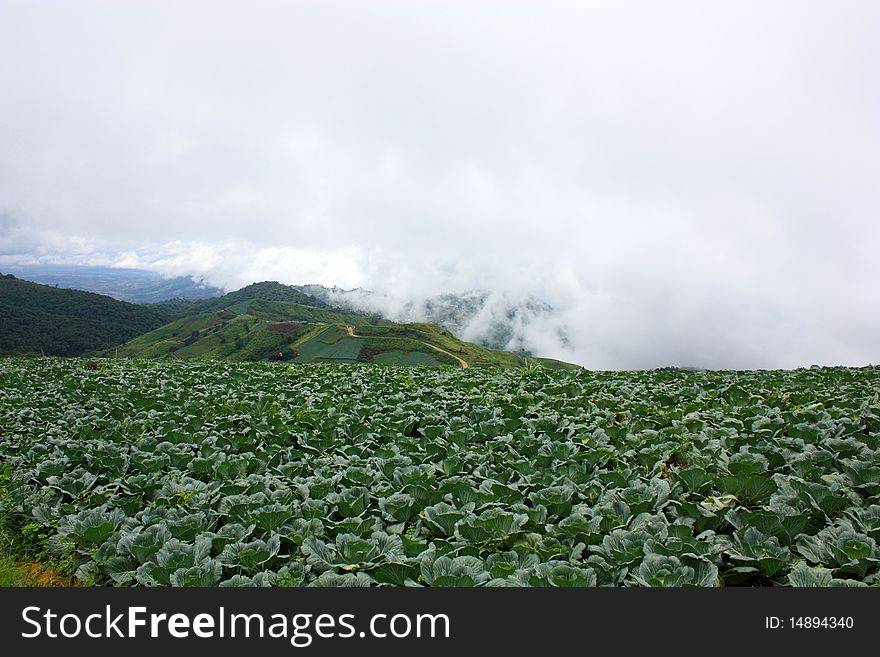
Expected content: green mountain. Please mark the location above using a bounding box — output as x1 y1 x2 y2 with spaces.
101 283 576 368
0 274 175 356
148 281 331 317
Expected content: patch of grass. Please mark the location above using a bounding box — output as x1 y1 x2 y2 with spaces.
0 550 73 587
0 553 39 586
0 515 76 587
0 468 77 587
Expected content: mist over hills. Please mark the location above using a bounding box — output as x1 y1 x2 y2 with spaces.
296 284 569 355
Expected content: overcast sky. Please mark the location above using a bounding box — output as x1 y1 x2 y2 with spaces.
1 1 878 368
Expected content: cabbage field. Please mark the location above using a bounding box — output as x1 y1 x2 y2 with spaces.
1 358 879 587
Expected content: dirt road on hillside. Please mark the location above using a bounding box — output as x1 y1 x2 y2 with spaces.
344 325 469 368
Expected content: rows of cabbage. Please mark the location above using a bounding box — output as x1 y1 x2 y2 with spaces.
0 358 878 587
293 331 363 363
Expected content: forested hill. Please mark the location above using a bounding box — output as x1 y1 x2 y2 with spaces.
0 274 174 356
148 281 329 316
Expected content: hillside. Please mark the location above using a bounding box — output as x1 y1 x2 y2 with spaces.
0 275 578 368
0 275 175 356
292 284 567 353
100 292 570 368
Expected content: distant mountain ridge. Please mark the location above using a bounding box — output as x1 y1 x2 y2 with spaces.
2 264 222 303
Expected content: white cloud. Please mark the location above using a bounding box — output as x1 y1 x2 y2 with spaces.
1 1 878 368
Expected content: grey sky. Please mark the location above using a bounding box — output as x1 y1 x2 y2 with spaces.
1 1 878 368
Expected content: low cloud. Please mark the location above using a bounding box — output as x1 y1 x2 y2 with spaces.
3 225 878 368
1 1 878 368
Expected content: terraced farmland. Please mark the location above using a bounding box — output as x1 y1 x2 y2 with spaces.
1 358 878 586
